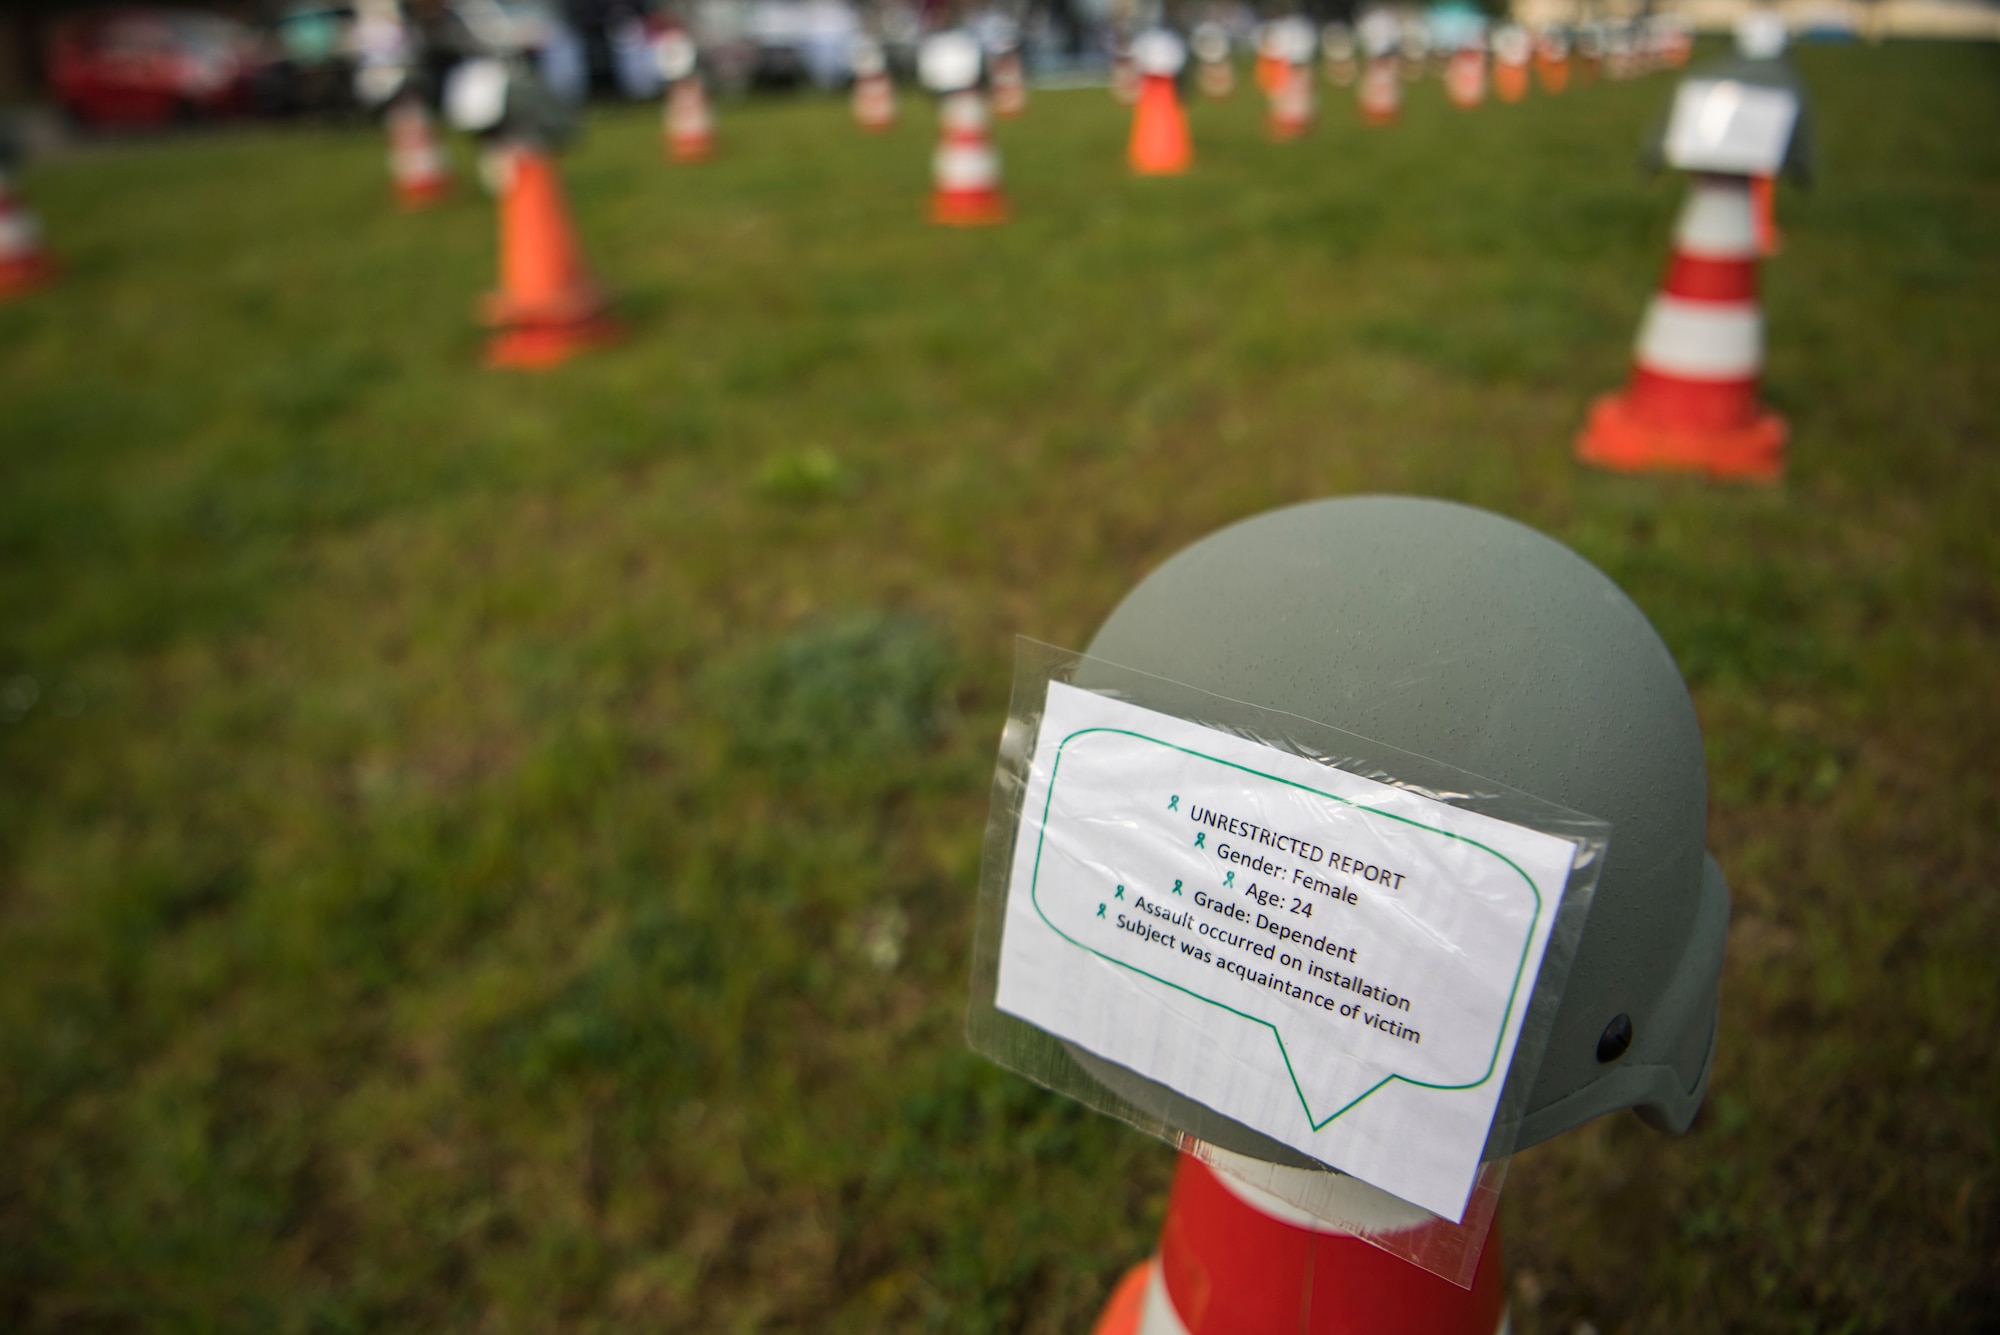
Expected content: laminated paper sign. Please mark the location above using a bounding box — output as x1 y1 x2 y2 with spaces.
1662 77 1799 176
993 683 1581 1220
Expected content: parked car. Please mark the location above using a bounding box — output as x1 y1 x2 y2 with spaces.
48 7 275 127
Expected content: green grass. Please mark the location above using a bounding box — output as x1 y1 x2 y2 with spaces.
2 40 1997 1333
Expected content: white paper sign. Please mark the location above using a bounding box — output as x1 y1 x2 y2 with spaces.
994 683 1580 1220
1663 78 1799 175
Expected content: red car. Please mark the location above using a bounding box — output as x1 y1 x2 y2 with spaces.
48 8 271 127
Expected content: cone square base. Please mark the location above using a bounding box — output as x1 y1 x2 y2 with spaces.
0 255 58 298
1577 390 1788 482
930 192 1008 227
485 315 624 370
397 182 450 211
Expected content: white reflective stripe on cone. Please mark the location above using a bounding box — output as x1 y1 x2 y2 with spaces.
1131 1257 1515 1335
1137 1260 1189 1335
0 211 40 258
1637 295 1764 378
935 145 998 190
1676 179 1758 259
942 92 988 133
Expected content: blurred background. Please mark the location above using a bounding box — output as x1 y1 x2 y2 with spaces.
0 0 1996 1330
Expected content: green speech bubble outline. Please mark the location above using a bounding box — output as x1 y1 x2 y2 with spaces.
1026 726 1552 1134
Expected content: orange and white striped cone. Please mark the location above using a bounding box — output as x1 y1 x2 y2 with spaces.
853 68 896 129
665 77 716 161
1192 23 1235 98
1357 56 1401 125
1577 173 1787 481
1445 45 1486 108
852 36 897 130
387 96 451 208
1575 29 1603 84
0 166 57 299
1267 61 1315 140
1657 16 1694 68
1491 26 1531 102
1399 27 1429 82
1533 30 1570 94
991 47 1028 117
1112 37 1142 105
480 145 621 369
930 89 1006 226
1321 24 1357 87
1091 1153 1510 1335
1605 27 1638 81
1129 30 1191 175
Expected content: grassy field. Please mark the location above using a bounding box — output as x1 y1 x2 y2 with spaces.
2 39 1997 1333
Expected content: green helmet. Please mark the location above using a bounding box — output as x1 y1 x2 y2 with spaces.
1073 496 1727 1153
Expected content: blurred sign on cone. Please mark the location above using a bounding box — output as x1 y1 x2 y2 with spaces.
480 147 620 369
1090 1153 1509 1335
1129 30 1191 175
1577 173 1787 480
0 167 56 298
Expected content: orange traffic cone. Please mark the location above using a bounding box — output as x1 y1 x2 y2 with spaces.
1605 26 1638 80
1445 43 1486 107
1263 19 1315 140
1129 30 1191 175
1090 1153 1510 1335
656 32 714 161
1399 23 1429 82
1357 55 1400 125
1192 22 1234 98
1112 33 1142 105
1575 26 1603 83
0 166 56 298
386 96 450 208
1751 174 1782 256
665 79 715 161
991 44 1028 117
1268 61 1315 139
1492 25 1531 102
1321 22 1358 86
931 90 1006 225
1578 173 1787 480
1656 14 1694 66
1254 24 1286 95
852 35 897 130
480 146 620 369
1534 29 1571 93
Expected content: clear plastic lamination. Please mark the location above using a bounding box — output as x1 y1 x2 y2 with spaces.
967 639 1612 1289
